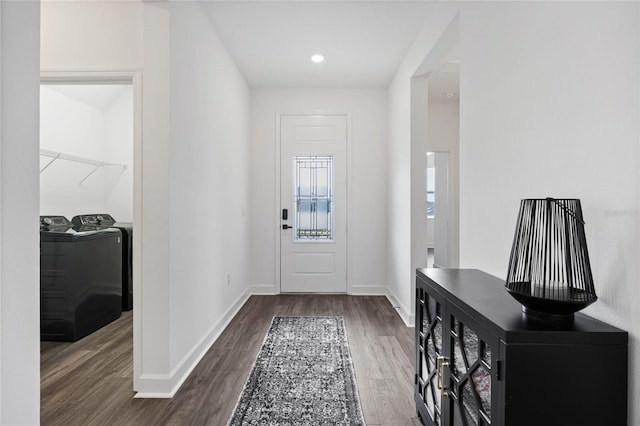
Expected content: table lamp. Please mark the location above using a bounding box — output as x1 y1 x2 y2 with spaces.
505 198 597 321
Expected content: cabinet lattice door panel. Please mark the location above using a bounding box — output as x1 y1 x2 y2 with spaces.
415 268 628 426
447 310 498 426
416 286 445 425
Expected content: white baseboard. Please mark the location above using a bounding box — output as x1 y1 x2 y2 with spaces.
385 289 414 327
135 283 415 398
250 284 279 295
349 285 387 295
134 288 251 398
351 286 414 326
133 373 173 398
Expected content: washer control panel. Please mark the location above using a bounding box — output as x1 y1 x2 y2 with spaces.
72 214 116 226
40 216 72 227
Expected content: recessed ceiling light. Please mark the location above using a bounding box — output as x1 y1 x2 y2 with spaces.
311 54 325 64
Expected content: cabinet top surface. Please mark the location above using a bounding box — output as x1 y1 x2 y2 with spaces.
416 268 627 343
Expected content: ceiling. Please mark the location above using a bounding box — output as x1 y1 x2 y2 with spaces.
427 44 460 101
201 1 435 88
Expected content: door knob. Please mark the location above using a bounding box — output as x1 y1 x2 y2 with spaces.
282 224 292 230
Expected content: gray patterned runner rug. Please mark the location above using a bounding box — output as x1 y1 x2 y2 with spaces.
228 316 365 425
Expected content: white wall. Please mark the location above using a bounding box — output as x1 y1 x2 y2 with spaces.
41 0 252 397
40 87 105 158
387 71 413 323
41 0 142 71
40 85 133 221
250 89 388 295
40 86 107 217
389 2 639 423
0 1 41 425
140 1 171 393
104 86 134 222
426 220 435 248
460 4 639 421
167 1 251 390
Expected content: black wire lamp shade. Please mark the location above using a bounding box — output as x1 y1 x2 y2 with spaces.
505 198 597 321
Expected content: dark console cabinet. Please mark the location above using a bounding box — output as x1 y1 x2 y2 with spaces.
415 268 628 426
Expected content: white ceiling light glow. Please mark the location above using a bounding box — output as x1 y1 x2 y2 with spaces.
311 54 325 64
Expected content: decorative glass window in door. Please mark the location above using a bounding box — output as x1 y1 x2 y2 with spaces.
293 156 334 240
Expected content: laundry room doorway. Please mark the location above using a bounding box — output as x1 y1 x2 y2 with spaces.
39 71 142 396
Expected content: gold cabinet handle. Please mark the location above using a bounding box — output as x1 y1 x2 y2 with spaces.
436 356 450 397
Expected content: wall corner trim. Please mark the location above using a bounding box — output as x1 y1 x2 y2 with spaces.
250 284 279 295
134 288 251 398
385 289 415 327
350 285 388 296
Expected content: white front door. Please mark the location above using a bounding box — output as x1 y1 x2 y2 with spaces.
280 115 347 293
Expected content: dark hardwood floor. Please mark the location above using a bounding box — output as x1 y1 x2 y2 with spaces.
41 295 420 425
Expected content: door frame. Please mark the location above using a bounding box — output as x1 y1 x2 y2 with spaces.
428 150 451 268
274 112 352 294
40 69 143 391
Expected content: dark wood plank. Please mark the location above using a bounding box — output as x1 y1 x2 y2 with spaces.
41 295 421 425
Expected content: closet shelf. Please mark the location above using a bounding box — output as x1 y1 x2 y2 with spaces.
40 149 127 185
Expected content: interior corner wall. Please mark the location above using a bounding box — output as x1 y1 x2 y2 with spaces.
390 2 639 424
250 88 388 296
104 87 134 223
40 86 134 221
0 1 41 425
39 86 107 217
167 2 251 392
387 5 459 326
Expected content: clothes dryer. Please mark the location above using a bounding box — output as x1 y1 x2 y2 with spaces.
72 214 133 311
40 216 122 341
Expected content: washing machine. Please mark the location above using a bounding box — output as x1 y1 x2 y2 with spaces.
72 214 133 311
40 215 122 341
